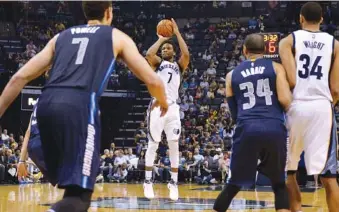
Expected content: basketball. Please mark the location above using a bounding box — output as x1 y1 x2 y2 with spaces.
157 19 173 37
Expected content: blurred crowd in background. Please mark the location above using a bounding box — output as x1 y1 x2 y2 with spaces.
0 1 338 185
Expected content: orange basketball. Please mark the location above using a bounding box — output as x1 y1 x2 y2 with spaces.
157 19 173 37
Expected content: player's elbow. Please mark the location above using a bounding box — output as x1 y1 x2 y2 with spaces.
11 72 29 87
145 52 154 60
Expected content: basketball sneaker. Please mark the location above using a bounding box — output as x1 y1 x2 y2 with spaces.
167 180 179 201
143 180 155 199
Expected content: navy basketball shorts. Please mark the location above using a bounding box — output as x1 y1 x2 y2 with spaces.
36 88 101 191
27 135 48 177
228 119 288 186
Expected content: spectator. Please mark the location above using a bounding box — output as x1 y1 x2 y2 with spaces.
220 98 228 109
185 30 195 40
136 150 146 181
219 152 230 183
159 150 171 182
195 86 203 100
248 17 258 30
228 30 237 39
194 160 217 184
183 151 196 182
206 88 215 102
216 84 226 97
202 50 212 61
110 142 115 152
55 22 65 33
100 150 114 181
1 129 9 145
108 163 128 183
188 78 198 91
126 148 137 160
206 63 216 78
114 150 128 167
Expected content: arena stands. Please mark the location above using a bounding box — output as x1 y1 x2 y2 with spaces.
0 1 338 185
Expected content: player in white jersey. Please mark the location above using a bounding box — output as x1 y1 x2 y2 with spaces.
279 2 339 212
143 19 189 201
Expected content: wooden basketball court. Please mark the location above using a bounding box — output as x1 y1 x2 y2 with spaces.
0 183 328 211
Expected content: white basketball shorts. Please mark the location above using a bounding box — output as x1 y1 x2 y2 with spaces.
147 103 181 142
286 99 338 176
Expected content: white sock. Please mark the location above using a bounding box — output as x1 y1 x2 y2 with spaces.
171 172 178 183
145 171 152 181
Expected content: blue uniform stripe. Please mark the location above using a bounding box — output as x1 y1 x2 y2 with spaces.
82 176 88 189
291 32 295 49
98 58 116 95
89 92 96 125
81 59 115 189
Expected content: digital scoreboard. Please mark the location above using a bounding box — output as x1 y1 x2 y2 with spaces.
261 33 280 60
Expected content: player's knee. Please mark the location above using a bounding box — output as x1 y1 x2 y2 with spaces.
320 177 339 191
272 182 290 210
145 141 159 167
168 140 179 168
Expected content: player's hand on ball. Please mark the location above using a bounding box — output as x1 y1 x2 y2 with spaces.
17 162 28 180
171 18 179 35
157 34 171 42
151 100 168 117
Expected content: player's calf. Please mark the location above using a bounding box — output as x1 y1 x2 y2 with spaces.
320 177 339 212
213 184 241 212
272 182 290 212
286 172 302 212
168 140 179 201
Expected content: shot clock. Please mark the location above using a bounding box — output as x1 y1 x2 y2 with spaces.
261 33 280 60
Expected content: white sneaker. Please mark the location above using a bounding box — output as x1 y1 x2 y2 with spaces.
96 174 104 183
143 180 155 199
167 180 179 201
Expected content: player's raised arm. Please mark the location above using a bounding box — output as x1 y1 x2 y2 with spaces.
0 35 58 117
172 19 190 71
279 34 296 89
225 71 237 122
330 39 339 104
273 62 292 111
112 28 168 112
145 35 169 69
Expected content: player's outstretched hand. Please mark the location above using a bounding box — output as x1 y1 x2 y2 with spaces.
17 162 28 180
157 34 171 41
151 100 169 117
171 18 179 35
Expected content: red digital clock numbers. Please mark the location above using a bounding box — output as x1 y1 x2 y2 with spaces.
262 33 280 60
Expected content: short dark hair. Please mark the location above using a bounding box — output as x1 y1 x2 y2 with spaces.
161 40 177 52
82 1 112 21
300 2 322 23
244 34 265 54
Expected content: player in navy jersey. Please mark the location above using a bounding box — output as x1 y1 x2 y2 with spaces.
213 34 292 212
17 99 48 181
0 2 167 212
